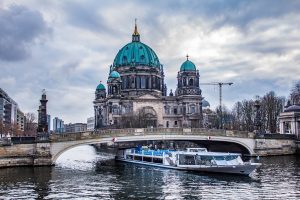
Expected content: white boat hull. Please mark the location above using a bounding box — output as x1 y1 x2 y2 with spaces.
116 158 260 176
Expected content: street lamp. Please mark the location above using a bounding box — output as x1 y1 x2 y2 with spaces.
254 99 262 134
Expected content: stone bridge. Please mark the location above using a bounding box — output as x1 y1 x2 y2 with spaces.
0 128 297 168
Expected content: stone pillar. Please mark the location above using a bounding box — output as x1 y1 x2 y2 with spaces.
279 120 284 134
291 118 296 135
296 121 299 139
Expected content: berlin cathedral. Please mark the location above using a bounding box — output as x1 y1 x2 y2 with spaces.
93 23 203 129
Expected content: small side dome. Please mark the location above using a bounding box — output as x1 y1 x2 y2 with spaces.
180 59 196 71
284 104 300 112
96 83 106 90
202 99 210 108
109 71 121 78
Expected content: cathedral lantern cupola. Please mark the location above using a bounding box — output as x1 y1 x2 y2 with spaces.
132 19 140 42
176 55 201 96
107 70 121 96
95 82 106 100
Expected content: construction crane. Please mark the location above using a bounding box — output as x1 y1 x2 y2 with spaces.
200 82 233 129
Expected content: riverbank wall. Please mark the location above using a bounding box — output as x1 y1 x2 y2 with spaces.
0 143 52 168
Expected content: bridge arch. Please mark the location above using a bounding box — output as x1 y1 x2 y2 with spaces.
50 135 255 164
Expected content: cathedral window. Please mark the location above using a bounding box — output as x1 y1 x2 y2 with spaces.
190 105 196 113
173 107 178 115
152 76 156 89
113 106 119 115
121 77 125 89
174 121 178 126
183 78 187 86
166 121 169 128
131 76 135 88
127 76 130 88
189 78 194 86
113 86 117 94
141 76 146 89
146 76 149 89
136 76 141 88
164 106 170 114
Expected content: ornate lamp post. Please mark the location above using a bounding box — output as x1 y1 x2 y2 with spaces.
254 99 262 135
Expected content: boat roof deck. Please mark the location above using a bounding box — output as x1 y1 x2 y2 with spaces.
126 149 241 156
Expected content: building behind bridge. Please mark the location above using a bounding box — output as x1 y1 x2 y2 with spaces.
93 23 205 129
0 88 25 134
65 123 87 133
53 117 65 133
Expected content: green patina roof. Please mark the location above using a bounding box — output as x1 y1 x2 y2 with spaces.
180 59 196 71
113 41 161 68
96 83 105 90
109 71 121 78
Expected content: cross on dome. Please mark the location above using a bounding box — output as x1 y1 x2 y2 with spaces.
186 54 189 60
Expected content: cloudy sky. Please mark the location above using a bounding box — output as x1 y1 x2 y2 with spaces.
1 0 300 124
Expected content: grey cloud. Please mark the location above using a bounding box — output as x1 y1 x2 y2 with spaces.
0 5 50 61
61 1 122 36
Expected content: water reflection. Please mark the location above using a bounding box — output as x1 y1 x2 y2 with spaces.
0 167 52 199
0 145 299 199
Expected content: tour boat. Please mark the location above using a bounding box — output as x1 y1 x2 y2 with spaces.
116 147 261 176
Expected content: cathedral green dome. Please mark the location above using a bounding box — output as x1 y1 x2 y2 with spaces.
109 71 121 78
180 59 196 71
96 83 105 90
112 23 161 69
113 42 161 68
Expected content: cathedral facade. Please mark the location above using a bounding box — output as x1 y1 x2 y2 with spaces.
93 23 203 129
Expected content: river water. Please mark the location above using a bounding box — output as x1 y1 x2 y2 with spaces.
0 145 299 200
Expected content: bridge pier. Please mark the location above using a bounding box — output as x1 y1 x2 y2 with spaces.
0 143 53 168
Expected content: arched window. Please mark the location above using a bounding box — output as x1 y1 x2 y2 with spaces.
164 106 170 115
183 77 187 86
113 86 117 94
112 105 119 115
190 105 196 113
173 107 178 115
189 78 194 86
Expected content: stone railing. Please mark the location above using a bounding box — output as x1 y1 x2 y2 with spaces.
49 128 255 142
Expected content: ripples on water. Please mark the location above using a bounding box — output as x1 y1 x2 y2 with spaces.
0 145 299 200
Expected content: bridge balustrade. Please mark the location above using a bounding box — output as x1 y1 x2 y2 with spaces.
49 128 258 142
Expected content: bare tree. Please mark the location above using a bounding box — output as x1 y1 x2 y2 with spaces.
24 112 37 136
260 91 285 133
291 81 300 104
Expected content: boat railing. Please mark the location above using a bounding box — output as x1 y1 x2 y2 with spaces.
130 149 174 157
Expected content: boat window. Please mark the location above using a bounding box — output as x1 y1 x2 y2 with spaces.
134 156 143 161
153 158 163 163
179 154 196 165
195 156 212 166
143 157 152 162
225 155 239 161
213 156 226 161
126 155 133 160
